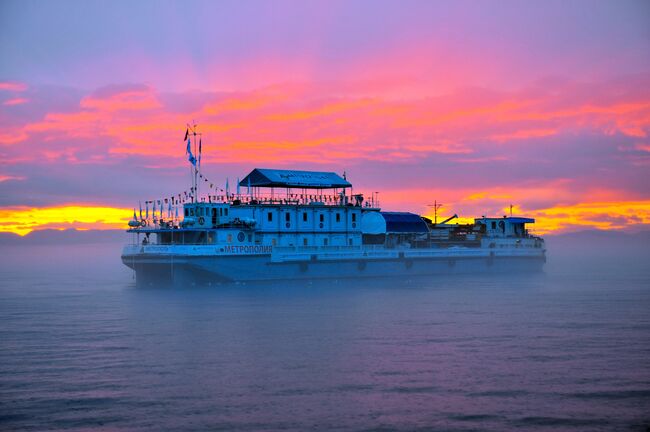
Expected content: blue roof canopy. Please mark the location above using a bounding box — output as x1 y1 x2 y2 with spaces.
239 168 351 189
507 217 535 224
381 212 429 233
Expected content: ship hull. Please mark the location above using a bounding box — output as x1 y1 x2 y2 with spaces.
121 249 545 285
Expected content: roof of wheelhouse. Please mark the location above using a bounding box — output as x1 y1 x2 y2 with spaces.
239 168 352 189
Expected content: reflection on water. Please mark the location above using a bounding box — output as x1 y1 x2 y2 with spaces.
1 237 649 431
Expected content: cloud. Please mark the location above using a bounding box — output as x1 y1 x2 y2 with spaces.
0 72 648 233
0 81 27 92
0 205 131 236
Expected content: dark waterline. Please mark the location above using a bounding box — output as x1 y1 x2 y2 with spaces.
1 239 649 431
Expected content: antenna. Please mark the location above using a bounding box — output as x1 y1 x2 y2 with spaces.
427 200 443 224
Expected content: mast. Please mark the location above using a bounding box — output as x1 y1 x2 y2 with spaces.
186 122 202 203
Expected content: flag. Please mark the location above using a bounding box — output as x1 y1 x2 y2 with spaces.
133 208 137 220
236 177 240 196
225 178 229 196
186 137 196 166
198 138 202 167
184 128 189 141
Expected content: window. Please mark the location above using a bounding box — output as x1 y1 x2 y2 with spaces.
185 208 189 217
319 214 324 222
212 208 216 216
190 209 194 216
303 212 308 222
491 221 496 229
268 212 273 222
224 208 228 216
349 238 353 246
352 213 356 222
219 208 223 216
336 213 341 222
303 238 308 246
285 212 290 222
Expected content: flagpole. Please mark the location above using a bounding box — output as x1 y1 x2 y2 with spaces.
193 124 197 203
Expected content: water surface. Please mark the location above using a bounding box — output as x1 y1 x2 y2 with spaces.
1 237 649 431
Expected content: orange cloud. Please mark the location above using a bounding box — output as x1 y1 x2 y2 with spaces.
0 205 132 236
524 201 650 234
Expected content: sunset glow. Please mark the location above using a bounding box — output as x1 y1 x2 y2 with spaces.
1 1 648 235
0 206 132 236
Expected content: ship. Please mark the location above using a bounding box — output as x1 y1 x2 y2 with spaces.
122 128 546 285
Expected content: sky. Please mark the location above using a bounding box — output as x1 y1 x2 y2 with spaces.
1 0 649 235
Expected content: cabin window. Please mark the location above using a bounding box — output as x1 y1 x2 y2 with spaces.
185 208 189 217
212 208 216 216
336 213 341 222
491 221 496 229
303 212 308 222
303 238 308 246
323 238 328 246
224 208 228 216
352 213 356 222
268 212 273 222
190 209 194 216
319 214 324 222
285 212 290 222
227 234 232 243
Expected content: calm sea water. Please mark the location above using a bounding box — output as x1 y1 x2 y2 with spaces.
1 238 649 431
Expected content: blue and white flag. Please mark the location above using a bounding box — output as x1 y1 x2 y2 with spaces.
186 138 196 166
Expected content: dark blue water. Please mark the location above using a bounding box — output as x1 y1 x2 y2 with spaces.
1 238 649 431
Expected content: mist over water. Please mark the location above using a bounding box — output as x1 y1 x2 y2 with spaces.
1 234 649 431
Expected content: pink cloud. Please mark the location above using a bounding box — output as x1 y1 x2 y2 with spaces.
0 81 27 92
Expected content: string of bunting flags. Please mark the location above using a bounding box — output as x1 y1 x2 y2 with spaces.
139 170 230 220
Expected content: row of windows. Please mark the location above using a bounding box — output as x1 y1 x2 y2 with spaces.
268 211 357 223
267 237 354 246
185 207 229 217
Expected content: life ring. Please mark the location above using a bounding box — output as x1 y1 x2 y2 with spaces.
140 220 147 227
198 217 205 224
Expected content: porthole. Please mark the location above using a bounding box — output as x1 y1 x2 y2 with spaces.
319 222 324 229
237 232 245 242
